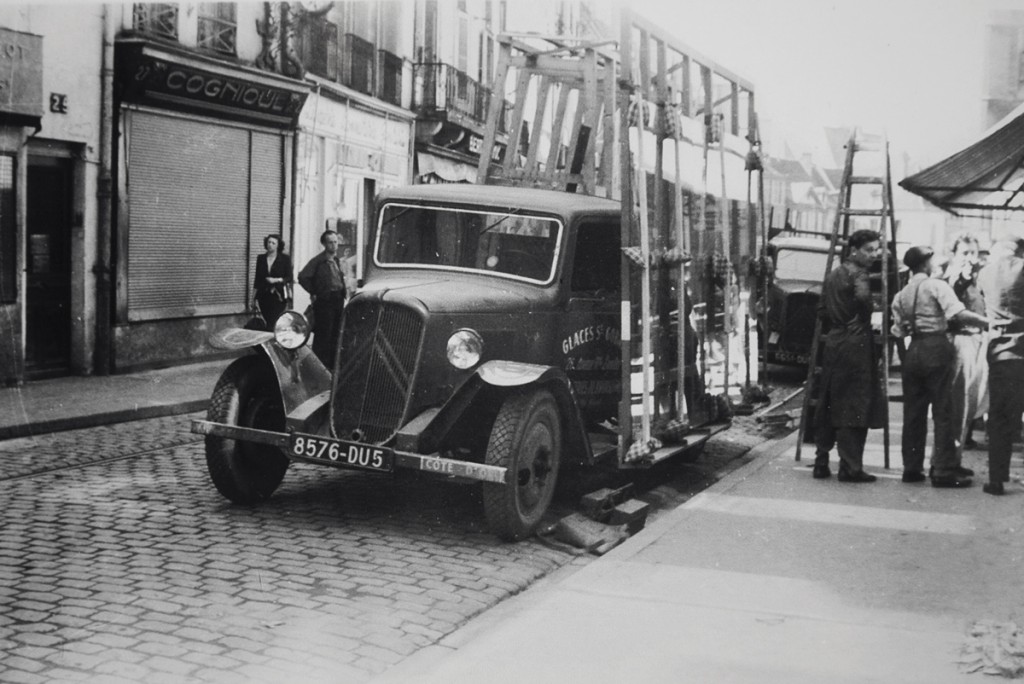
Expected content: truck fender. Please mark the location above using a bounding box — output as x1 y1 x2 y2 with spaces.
252 341 333 422
409 360 593 465
207 326 332 424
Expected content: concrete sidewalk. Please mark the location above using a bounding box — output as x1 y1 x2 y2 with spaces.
374 400 1024 684
0 360 227 439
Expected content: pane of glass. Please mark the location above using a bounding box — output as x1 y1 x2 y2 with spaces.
774 248 832 281
376 204 560 283
571 222 619 292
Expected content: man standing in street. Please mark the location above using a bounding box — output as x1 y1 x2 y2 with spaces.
298 230 347 366
892 246 992 488
812 229 886 483
976 238 1024 495
942 234 988 453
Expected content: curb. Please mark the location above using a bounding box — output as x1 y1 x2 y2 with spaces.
600 426 800 561
0 400 209 441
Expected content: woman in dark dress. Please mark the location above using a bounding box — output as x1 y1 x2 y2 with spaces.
253 234 293 330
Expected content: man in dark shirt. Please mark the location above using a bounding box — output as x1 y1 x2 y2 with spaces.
812 229 886 483
298 230 347 366
976 238 1024 495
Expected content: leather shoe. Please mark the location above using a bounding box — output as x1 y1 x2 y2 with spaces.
837 470 877 483
930 465 975 478
932 476 973 488
901 471 926 483
983 482 1006 496
812 464 832 479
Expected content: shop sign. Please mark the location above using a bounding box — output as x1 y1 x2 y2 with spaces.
119 44 308 127
0 28 43 119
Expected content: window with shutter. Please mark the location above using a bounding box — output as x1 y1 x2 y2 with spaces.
125 111 283 321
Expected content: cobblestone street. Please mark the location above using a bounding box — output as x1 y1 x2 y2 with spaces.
0 403 789 683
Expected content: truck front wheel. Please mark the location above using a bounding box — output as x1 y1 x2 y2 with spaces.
205 357 289 504
482 389 562 541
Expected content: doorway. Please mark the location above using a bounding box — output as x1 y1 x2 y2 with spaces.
25 156 73 377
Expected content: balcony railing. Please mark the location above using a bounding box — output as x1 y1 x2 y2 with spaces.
294 24 407 107
133 3 178 40
197 14 236 55
413 63 509 134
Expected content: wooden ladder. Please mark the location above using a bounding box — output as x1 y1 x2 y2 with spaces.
794 130 899 467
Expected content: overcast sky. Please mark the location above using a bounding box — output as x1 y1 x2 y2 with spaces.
633 0 1009 170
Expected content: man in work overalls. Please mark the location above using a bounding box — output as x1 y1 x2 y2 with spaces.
892 246 993 488
812 229 886 483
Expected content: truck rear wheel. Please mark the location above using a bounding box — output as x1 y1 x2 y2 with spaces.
482 389 562 541
205 357 289 504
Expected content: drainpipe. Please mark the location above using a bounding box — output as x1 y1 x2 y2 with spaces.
94 5 115 375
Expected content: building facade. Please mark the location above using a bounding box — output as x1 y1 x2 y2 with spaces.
0 5 105 384
984 9 1024 129
111 3 311 371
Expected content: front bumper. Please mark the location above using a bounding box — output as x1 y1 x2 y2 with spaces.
191 419 508 484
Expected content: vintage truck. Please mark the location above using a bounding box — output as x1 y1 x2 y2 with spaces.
755 236 833 366
194 184 650 540
192 20 759 540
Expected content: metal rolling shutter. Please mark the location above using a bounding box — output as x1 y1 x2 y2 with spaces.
127 110 278 320
248 132 284 302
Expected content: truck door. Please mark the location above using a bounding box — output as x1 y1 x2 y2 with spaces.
560 220 621 425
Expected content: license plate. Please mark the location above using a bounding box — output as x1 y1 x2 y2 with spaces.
288 433 394 473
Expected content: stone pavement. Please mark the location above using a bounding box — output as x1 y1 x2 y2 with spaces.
374 399 1024 684
0 360 225 440
0 416 578 683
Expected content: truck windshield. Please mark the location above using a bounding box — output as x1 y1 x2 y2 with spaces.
375 203 562 283
774 248 833 281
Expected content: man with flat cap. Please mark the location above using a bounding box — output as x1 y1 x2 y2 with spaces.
976 238 1024 495
892 245 993 488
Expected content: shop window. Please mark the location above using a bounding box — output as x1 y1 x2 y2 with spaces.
0 155 13 303
198 3 237 55
133 3 178 40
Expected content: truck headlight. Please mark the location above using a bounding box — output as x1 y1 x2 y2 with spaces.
446 329 483 369
274 311 311 350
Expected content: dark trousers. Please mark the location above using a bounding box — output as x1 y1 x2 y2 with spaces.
988 360 1024 485
311 290 345 367
815 422 869 474
901 334 958 478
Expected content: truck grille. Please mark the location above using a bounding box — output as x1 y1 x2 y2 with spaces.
331 299 425 444
781 292 818 351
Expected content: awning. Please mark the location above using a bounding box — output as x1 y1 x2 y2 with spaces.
416 152 477 183
900 101 1024 213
